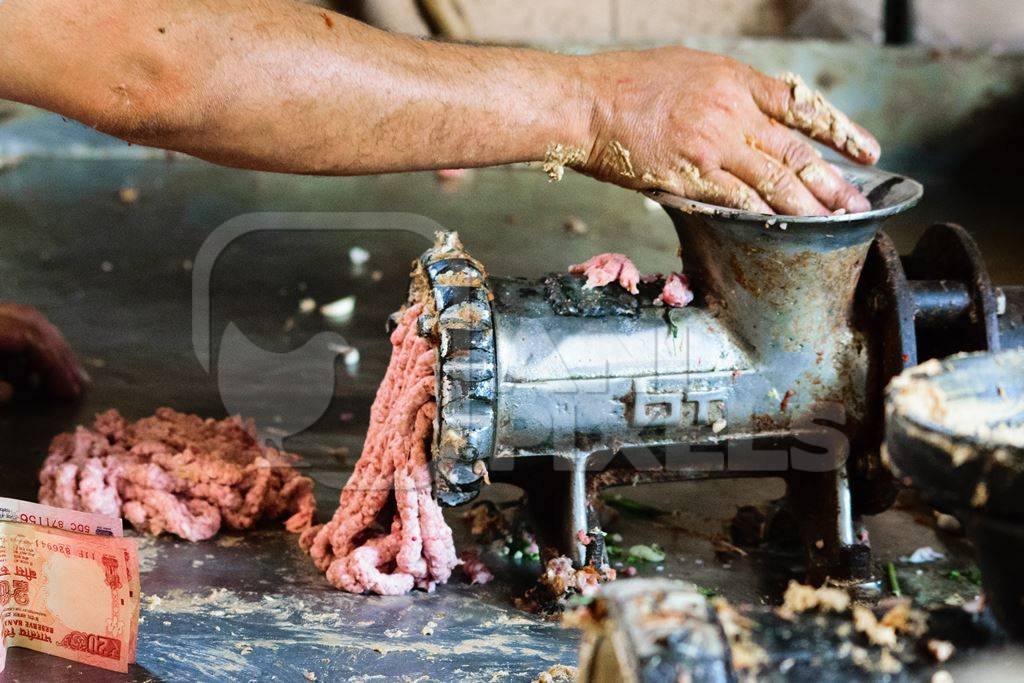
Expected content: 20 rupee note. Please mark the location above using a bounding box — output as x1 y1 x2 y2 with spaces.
0 520 140 673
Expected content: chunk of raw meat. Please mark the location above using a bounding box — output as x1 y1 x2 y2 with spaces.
569 253 640 295
570 254 694 308
657 273 694 308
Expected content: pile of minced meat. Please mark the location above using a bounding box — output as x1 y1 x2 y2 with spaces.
40 408 316 541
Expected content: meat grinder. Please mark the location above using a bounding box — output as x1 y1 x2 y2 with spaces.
406 164 1024 580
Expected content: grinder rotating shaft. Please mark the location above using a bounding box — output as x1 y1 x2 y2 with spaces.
409 164 1022 579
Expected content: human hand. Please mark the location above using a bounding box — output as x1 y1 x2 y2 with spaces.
576 47 880 216
0 304 87 401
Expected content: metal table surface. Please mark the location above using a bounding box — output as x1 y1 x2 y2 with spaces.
1 115 1023 681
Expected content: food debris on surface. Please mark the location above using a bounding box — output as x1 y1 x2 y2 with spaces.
327 339 361 370
933 511 962 533
461 500 511 543
928 639 956 663
532 664 577 683
300 304 459 594
459 550 494 585
39 408 316 541
563 215 588 235
320 295 356 323
348 246 370 266
901 546 946 564
625 544 665 563
118 186 139 204
853 604 898 648
542 143 586 182
888 355 1024 450
777 580 850 618
518 556 617 613
780 388 796 411
714 596 769 676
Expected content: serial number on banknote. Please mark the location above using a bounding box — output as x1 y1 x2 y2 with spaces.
32 540 76 557
19 516 97 535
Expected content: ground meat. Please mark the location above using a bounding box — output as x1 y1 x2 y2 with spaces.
299 304 459 595
569 253 640 295
569 253 693 307
656 272 694 307
38 408 316 541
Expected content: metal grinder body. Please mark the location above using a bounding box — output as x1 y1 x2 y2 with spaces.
411 164 1024 579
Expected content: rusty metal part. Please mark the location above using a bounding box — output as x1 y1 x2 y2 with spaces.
850 232 918 517
901 223 1001 359
851 222 1024 518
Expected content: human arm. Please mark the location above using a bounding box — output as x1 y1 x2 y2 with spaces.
0 0 878 215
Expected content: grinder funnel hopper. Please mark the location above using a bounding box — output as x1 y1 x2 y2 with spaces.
648 165 923 360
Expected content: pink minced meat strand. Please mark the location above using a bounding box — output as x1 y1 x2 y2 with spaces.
570 253 693 308
299 304 459 595
38 408 316 541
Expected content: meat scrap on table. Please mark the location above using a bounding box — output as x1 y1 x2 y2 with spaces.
39 408 316 541
517 556 617 613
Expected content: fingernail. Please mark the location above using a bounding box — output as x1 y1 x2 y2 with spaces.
847 192 872 214
856 133 882 164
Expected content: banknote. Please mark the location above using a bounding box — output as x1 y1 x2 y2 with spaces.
0 520 140 673
0 497 123 537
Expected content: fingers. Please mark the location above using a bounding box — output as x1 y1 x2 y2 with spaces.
700 169 774 214
753 122 871 213
653 162 774 214
0 304 87 400
749 71 881 165
723 146 830 216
